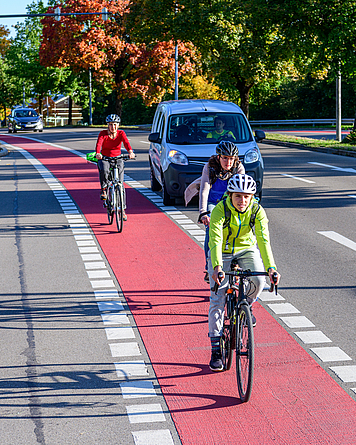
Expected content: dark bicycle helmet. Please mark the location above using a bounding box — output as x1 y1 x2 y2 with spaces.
216 140 239 157
227 174 256 194
106 114 121 124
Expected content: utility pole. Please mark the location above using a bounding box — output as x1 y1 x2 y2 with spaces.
336 68 342 142
22 82 25 107
89 68 93 126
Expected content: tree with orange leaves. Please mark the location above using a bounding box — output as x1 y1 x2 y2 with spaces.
39 0 195 117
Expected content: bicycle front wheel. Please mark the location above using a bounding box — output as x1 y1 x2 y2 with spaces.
236 303 254 402
221 316 235 371
106 186 115 225
115 184 124 233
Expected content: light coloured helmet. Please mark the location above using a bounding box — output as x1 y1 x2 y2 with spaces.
106 114 121 124
227 174 256 194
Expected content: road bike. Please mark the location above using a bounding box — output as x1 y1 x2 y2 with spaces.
102 154 132 233
212 259 278 402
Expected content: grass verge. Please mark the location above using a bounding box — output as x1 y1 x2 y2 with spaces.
265 132 356 152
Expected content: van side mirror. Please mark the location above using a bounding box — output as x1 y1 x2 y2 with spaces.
148 132 162 143
254 130 266 142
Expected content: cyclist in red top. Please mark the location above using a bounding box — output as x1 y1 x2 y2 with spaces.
95 114 135 220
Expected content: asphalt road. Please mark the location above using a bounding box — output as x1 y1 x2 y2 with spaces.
1 127 356 444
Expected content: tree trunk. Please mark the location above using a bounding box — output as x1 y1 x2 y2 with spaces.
115 95 122 119
68 96 73 126
38 96 43 115
3 105 6 125
235 79 254 119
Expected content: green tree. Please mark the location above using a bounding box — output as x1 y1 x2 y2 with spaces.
131 0 299 117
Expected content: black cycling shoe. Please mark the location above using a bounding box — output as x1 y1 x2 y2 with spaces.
204 271 209 283
209 351 224 372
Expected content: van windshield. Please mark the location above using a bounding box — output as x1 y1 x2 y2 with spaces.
167 113 253 144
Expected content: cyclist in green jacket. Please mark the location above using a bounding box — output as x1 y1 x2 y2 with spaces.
207 173 280 371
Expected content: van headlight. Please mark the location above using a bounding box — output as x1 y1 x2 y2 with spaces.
244 148 259 164
168 150 189 165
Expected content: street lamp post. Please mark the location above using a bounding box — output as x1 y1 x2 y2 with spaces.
336 68 342 142
89 67 93 126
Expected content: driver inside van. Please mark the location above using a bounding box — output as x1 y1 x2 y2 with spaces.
207 116 235 140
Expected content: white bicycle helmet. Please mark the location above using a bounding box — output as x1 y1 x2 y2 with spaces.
106 114 121 124
227 174 256 194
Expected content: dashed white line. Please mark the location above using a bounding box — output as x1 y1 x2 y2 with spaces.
311 347 352 362
318 231 356 252
126 404 166 424
110 342 142 357
280 316 315 328
120 381 157 398
281 173 316 183
132 429 174 445
295 331 332 344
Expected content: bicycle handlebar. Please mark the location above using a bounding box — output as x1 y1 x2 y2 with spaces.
211 270 278 295
102 154 135 161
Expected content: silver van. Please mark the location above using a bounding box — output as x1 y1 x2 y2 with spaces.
148 99 265 205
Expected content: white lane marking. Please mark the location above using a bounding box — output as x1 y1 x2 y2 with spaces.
97 301 124 312
86 270 111 279
84 261 106 269
110 342 141 357
90 279 115 289
77 240 96 247
259 291 285 301
94 290 120 299
114 361 149 378
120 381 157 398
318 231 356 251
349 195 356 199
267 303 300 314
180 224 201 230
80 247 100 254
105 327 135 340
330 366 356 382
132 430 174 445
281 173 315 183
170 214 188 220
280 316 315 328
101 313 130 325
81 254 103 261
187 229 206 235
310 347 352 362
140 141 150 144
126 404 166 424
295 331 332 344
309 161 356 174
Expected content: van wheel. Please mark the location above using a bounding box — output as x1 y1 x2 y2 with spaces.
8 127 12 133
150 162 161 191
162 176 174 206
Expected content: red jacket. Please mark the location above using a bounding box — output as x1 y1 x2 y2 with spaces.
95 130 133 157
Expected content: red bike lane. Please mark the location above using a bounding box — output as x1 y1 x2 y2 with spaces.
4 135 356 444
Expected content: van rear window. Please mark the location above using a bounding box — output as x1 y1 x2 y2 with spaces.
167 113 253 144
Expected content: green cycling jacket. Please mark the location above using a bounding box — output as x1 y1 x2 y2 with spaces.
209 195 276 271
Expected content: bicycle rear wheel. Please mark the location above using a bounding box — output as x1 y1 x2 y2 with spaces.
115 184 124 233
106 186 115 225
236 303 254 402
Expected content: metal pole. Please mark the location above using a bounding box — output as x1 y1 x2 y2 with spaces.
89 68 93 125
23 82 25 107
336 68 342 142
175 44 178 100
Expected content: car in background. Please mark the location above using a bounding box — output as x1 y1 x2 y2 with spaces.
148 99 265 205
8 107 43 133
